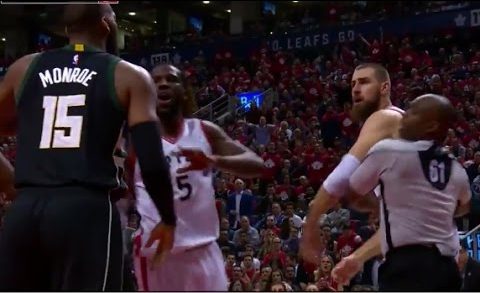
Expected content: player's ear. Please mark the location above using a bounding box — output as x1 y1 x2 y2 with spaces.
380 81 390 97
100 16 111 35
425 121 440 135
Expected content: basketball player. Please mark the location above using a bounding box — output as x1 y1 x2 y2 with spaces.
301 63 404 262
331 94 470 291
0 4 177 290
128 64 264 291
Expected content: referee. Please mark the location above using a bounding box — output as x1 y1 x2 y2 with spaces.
331 94 471 291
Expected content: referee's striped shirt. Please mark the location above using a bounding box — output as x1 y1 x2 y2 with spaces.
350 139 471 257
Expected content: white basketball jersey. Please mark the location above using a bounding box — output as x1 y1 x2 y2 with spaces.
134 118 219 254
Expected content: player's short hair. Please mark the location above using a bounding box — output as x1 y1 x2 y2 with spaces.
355 63 390 83
62 4 112 33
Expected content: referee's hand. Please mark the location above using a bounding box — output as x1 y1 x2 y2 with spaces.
145 223 175 268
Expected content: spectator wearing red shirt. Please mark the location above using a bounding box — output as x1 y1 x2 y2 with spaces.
262 237 287 270
336 222 362 260
262 142 283 183
225 253 237 281
275 175 295 202
337 102 358 147
242 255 258 280
303 142 332 190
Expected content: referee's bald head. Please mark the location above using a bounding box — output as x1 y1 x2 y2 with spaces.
399 94 456 143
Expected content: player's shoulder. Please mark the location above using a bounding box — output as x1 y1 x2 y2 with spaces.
199 119 223 133
363 106 404 128
116 60 150 78
4 53 42 88
370 106 404 120
368 139 434 156
9 53 41 73
114 60 153 91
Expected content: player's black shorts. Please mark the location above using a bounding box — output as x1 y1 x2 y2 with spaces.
0 186 123 291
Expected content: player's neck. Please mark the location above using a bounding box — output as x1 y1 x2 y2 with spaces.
379 98 392 110
68 35 106 52
159 115 185 138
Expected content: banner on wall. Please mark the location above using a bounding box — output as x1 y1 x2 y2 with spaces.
122 6 480 67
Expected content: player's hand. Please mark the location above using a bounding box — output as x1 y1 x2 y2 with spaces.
299 223 324 265
176 147 216 173
331 254 363 286
145 223 175 268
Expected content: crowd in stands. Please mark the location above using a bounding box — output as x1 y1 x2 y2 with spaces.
124 1 472 53
1 3 480 291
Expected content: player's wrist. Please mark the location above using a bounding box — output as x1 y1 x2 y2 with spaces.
208 154 221 167
351 250 366 265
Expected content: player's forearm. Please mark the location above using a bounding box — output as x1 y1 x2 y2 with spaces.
211 153 264 178
0 152 15 200
130 122 176 225
304 187 339 230
351 230 382 264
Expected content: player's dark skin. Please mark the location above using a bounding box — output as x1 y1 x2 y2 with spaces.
150 64 264 178
0 3 174 262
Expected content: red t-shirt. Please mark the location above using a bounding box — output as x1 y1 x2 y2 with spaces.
262 153 283 181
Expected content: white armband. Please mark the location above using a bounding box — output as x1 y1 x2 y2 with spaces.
323 154 361 198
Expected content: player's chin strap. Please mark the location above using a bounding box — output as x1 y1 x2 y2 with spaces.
323 154 361 198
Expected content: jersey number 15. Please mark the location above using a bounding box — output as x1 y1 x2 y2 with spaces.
39 95 85 149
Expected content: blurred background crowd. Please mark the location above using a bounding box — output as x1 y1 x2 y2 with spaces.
1 1 480 291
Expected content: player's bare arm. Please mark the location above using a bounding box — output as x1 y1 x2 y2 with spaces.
0 54 39 199
301 109 401 262
115 60 177 259
178 120 264 178
0 53 39 136
0 153 15 200
455 174 472 218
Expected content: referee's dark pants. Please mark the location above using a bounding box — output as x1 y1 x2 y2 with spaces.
379 244 462 291
0 186 123 291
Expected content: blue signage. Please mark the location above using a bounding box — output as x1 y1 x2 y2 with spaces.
462 230 480 261
237 91 264 112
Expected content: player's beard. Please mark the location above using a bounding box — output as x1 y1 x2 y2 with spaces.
351 91 381 123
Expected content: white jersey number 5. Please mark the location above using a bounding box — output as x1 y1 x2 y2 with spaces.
39 94 85 149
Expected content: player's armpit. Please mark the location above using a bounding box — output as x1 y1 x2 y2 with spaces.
344 190 379 214
454 200 470 218
200 120 264 178
348 109 402 161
